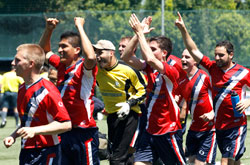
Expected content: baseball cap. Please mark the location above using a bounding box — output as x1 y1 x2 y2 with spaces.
93 40 116 51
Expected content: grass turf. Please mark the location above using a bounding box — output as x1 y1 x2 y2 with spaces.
1 116 250 164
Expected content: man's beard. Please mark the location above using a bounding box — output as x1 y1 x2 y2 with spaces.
216 58 230 68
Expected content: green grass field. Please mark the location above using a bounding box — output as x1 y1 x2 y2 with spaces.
1 116 250 164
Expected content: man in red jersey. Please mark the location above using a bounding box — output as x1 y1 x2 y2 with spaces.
122 13 186 165
176 12 250 165
39 17 99 165
3 44 71 165
177 49 217 164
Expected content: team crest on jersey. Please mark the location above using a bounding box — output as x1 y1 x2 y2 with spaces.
115 81 121 88
58 101 64 107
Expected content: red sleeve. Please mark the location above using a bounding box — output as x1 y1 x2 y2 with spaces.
48 54 60 69
200 55 214 71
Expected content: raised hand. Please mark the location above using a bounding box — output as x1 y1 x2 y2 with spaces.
46 18 59 30
129 13 144 34
74 17 85 28
141 16 154 34
175 12 185 30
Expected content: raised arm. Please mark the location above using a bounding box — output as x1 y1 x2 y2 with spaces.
39 18 59 63
74 17 96 70
129 14 165 73
175 12 203 63
121 16 154 70
120 35 144 70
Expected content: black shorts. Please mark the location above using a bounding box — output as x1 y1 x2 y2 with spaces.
107 110 139 164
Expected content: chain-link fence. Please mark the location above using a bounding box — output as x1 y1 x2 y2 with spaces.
0 10 249 66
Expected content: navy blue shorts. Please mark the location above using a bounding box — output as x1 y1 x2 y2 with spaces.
60 127 100 165
19 144 61 165
1 92 17 109
185 130 217 163
134 130 186 164
216 125 247 161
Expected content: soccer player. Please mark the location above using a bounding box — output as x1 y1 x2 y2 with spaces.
3 44 71 165
0 66 23 128
123 13 185 164
120 17 188 135
177 49 217 164
39 17 99 164
175 12 250 165
93 39 147 165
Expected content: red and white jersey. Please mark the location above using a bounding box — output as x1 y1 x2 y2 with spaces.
49 54 97 128
200 56 250 130
144 62 181 135
177 69 215 131
17 78 70 149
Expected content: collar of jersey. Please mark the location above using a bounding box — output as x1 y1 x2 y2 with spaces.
105 60 119 71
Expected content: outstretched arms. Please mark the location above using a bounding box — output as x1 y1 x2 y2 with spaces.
120 35 143 70
74 17 96 70
175 12 203 63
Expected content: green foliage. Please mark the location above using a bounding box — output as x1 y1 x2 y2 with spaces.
213 11 250 64
0 0 249 64
173 0 238 10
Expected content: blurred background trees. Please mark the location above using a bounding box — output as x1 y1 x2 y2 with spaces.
0 0 249 66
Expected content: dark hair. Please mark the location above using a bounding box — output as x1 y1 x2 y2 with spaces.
149 36 172 57
215 40 234 54
60 31 82 55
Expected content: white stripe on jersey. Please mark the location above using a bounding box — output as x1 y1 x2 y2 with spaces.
81 69 95 120
214 69 249 122
208 89 213 112
163 74 180 119
190 74 206 119
60 60 83 98
22 88 49 148
146 73 179 130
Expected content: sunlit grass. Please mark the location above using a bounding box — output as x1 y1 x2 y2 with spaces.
1 116 250 164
